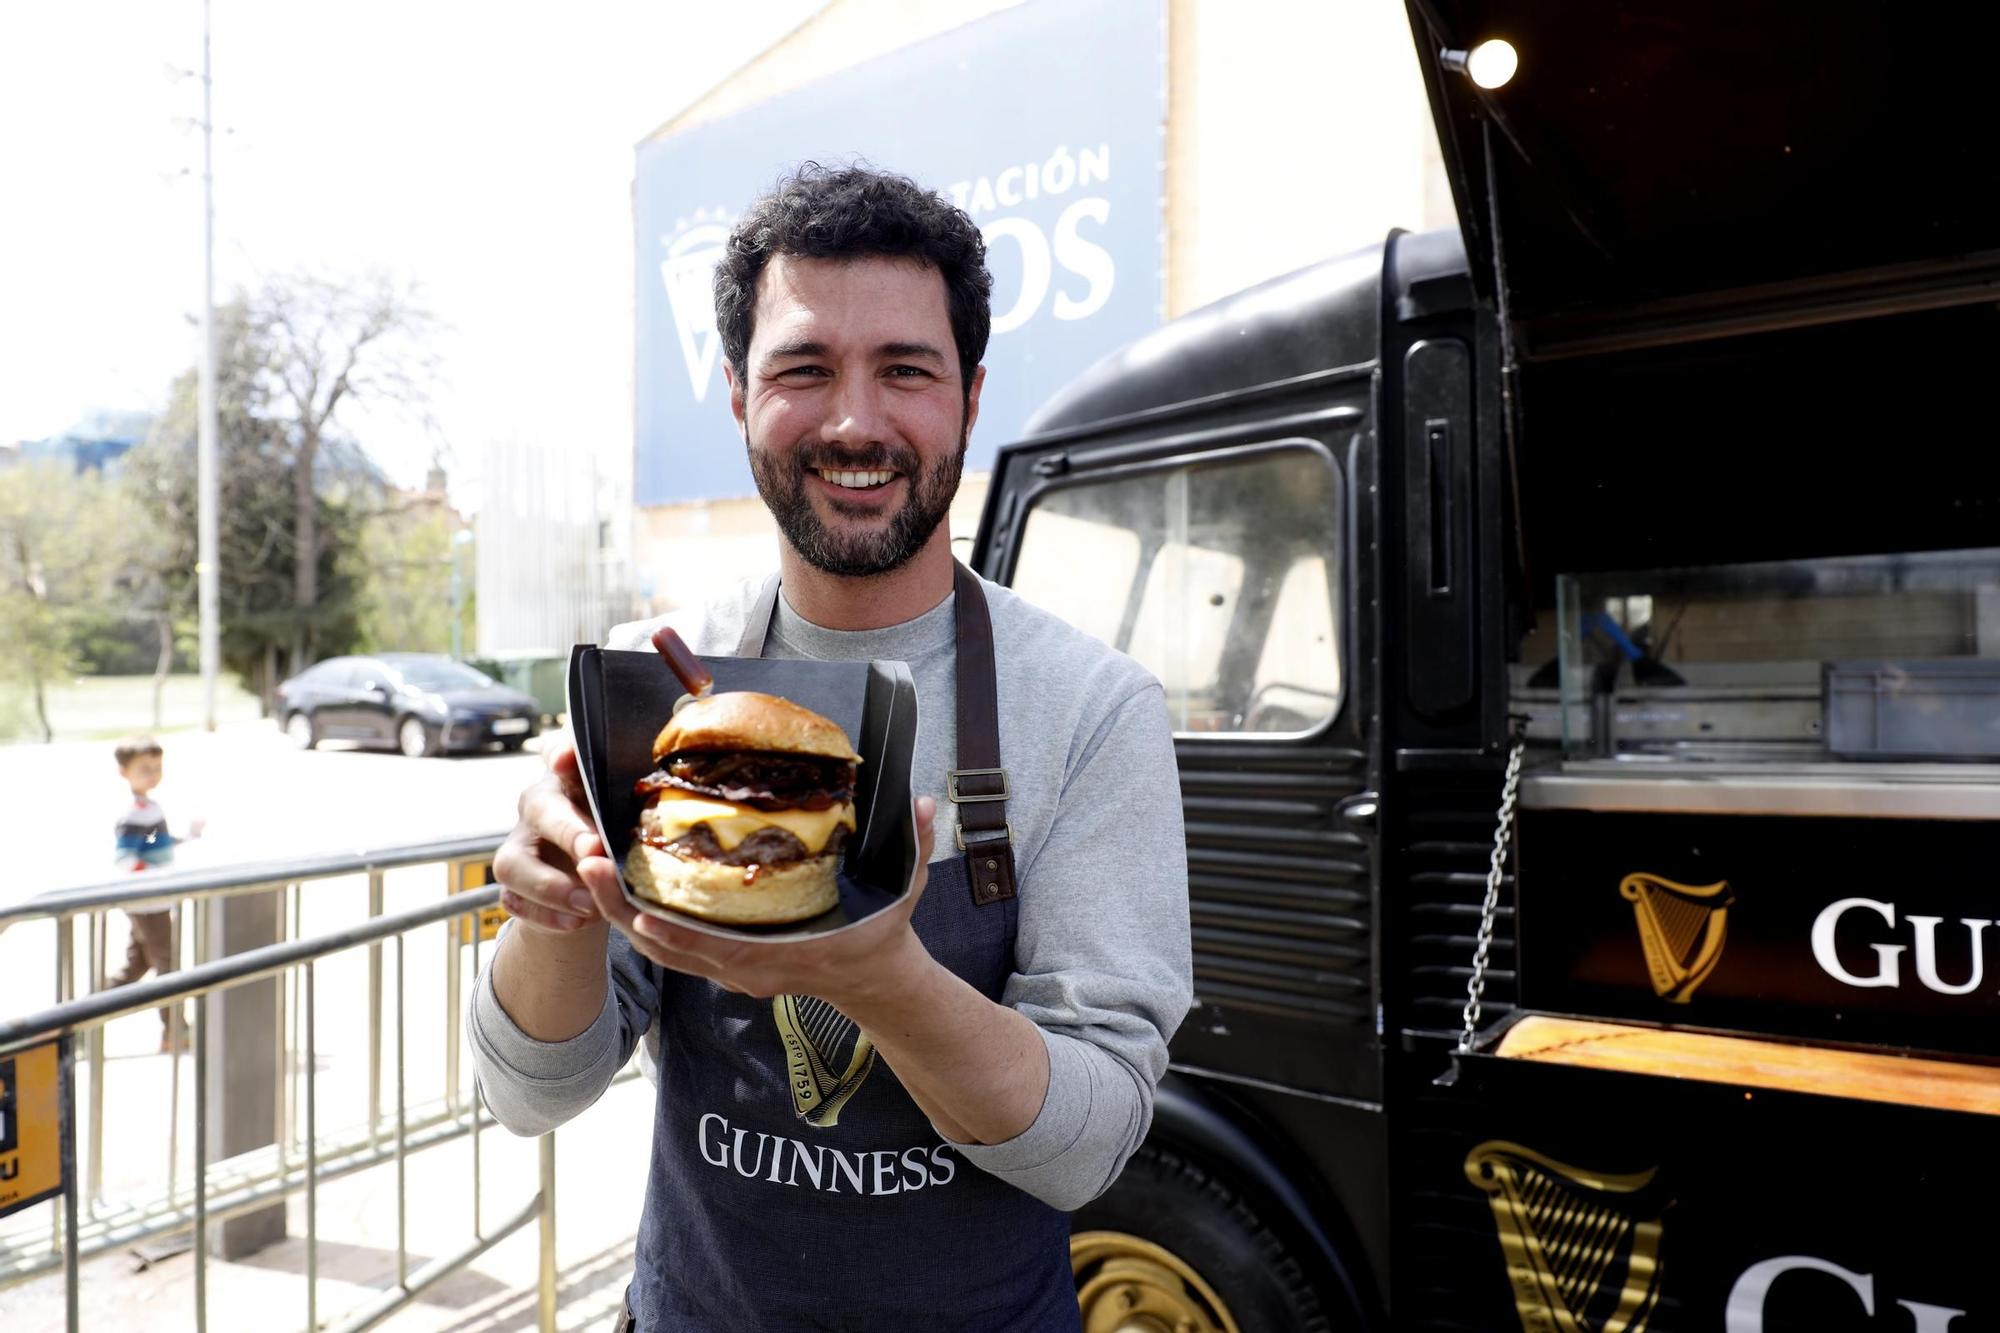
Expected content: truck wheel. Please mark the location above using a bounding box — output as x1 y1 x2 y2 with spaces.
1071 1144 1337 1333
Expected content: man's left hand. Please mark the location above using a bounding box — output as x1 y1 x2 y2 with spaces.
585 796 938 1007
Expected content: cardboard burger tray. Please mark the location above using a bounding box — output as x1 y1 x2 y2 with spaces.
566 645 919 942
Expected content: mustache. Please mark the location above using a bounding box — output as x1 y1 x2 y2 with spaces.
794 444 922 475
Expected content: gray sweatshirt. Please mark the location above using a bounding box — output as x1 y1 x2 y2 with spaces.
469 572 1193 1211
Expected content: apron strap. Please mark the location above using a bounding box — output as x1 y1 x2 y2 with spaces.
950 562 1017 907
735 573 782 658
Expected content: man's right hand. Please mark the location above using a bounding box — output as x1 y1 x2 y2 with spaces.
493 736 621 934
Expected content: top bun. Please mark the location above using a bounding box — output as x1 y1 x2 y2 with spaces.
652 690 860 763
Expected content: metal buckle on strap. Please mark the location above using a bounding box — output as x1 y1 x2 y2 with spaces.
955 821 1014 852
946 768 1010 803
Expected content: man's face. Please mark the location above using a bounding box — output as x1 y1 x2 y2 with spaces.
727 255 984 579
122 754 162 795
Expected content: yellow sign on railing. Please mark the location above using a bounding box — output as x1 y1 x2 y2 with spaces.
0 1037 65 1220
453 860 509 945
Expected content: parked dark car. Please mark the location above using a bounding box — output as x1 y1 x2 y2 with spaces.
275 654 541 757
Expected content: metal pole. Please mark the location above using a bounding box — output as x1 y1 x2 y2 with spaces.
537 1133 557 1333
470 923 482 1238
368 869 383 1148
395 932 407 1290
193 993 208 1333
276 898 290 1169
52 917 71 1256
444 883 461 1114
195 0 220 732
62 1037 79 1333
305 961 318 1332
87 914 105 1213
168 903 183 1204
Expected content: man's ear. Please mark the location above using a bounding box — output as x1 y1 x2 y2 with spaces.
964 364 986 443
724 362 748 437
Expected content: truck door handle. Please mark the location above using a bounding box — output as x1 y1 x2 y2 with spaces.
1337 791 1381 829
1425 417 1452 597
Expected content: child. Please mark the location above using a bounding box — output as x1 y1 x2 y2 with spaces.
109 736 203 1052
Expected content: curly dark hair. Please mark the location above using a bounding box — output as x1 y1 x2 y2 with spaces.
713 163 992 398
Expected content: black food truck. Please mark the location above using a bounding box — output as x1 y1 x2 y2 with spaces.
969 3 2000 1329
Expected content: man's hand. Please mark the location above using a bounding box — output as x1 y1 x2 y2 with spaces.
584 797 938 1006
582 794 1048 1144
493 735 621 933
487 734 622 1043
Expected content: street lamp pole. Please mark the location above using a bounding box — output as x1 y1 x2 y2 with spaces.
195 0 220 731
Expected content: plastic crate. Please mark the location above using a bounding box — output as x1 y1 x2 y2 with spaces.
1823 658 2000 760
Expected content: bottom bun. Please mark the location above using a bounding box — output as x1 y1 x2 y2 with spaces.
625 841 839 925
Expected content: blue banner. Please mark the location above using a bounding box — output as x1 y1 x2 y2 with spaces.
633 0 1165 506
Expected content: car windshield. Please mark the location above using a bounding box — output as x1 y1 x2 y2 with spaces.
389 659 496 692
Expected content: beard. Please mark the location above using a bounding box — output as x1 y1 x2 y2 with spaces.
748 428 967 579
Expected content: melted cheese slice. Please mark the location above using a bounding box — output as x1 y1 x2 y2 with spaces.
643 788 856 854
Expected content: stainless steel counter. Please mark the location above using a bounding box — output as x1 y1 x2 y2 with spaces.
1520 759 2000 820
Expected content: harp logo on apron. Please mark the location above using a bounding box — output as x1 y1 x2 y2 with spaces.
772 994 879 1127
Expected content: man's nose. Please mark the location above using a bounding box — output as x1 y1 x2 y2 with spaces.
820 374 890 448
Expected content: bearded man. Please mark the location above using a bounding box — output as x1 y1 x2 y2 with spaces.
470 164 1192 1332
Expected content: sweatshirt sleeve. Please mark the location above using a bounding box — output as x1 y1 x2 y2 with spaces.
468 926 662 1136
949 683 1193 1211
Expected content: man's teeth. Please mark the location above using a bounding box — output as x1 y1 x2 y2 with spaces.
817 469 896 489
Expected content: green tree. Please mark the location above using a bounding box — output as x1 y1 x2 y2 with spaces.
252 272 436 675
129 295 373 712
355 497 472 654
0 462 131 740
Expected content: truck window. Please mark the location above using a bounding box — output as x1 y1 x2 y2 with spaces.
1010 445 1343 735
1512 547 2000 762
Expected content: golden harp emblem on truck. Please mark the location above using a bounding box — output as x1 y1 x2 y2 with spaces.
1466 1141 1665 1333
1620 873 1735 1003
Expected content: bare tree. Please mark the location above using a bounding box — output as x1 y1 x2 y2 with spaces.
248 273 436 674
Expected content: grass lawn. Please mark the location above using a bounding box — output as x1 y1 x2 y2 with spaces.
2 673 266 743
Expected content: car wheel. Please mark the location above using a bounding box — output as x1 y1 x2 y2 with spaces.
1071 1144 1343 1333
398 716 436 758
285 712 317 750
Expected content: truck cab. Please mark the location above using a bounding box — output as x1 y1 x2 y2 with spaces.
976 3 2000 1328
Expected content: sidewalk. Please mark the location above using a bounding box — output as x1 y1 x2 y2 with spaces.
0 1076 653 1333
0 872 652 1332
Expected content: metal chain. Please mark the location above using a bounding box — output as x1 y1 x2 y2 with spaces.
1458 735 1527 1054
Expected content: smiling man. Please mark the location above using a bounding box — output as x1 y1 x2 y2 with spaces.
469 165 1192 1332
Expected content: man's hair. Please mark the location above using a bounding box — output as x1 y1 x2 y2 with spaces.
114 736 164 768
714 163 993 395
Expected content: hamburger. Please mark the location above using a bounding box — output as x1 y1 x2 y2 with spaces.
627 691 860 925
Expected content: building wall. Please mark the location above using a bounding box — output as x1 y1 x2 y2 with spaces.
629 0 1452 616
477 434 635 654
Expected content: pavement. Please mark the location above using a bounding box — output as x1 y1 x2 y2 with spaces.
0 718 662 1331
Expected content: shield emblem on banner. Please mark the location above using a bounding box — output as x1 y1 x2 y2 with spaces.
659 216 734 402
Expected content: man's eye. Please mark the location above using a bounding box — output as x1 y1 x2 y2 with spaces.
777 365 828 379
886 365 933 379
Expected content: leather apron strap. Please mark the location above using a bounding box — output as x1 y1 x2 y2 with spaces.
950 562 1017 907
734 574 782 658
736 565 1015 907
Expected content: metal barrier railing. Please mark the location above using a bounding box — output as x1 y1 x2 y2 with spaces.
0 834 581 1333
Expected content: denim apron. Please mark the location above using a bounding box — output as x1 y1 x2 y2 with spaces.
618 577 1079 1332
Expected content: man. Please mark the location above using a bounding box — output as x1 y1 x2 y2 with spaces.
470 164 1191 1331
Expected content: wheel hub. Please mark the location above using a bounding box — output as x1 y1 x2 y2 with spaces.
1071 1231 1239 1333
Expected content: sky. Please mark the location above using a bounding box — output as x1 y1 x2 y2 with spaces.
0 0 827 498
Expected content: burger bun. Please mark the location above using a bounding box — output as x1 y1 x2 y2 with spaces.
652 691 860 764
625 841 839 926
